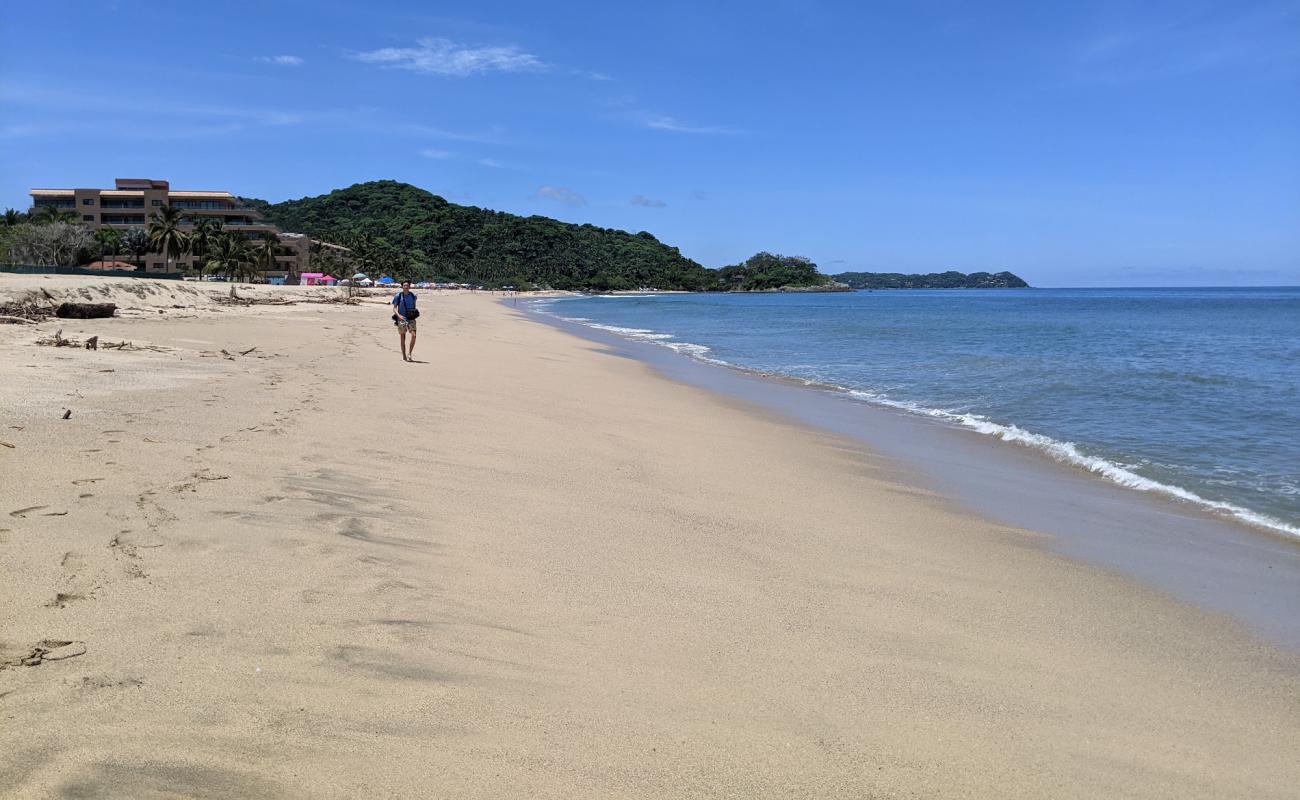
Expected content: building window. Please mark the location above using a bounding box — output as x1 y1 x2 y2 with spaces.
82 198 95 205
82 215 95 222
152 199 162 206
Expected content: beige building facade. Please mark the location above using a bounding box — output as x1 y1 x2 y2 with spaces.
29 178 338 278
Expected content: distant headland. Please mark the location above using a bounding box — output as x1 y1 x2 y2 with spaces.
831 270 1029 290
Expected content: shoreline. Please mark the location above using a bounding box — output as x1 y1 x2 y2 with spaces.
521 300 1300 650
2 278 1298 797
525 294 1300 541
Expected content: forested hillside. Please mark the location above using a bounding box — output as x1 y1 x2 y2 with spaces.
247 181 716 290
832 270 1029 289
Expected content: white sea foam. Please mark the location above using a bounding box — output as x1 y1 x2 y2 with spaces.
526 299 1300 539
843 390 1300 539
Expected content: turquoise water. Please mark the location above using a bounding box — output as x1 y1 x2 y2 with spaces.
527 288 1300 537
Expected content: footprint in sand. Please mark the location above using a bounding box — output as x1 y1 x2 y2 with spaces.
47 592 87 608
2 640 86 668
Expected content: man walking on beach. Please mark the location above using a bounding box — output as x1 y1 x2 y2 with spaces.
392 280 419 362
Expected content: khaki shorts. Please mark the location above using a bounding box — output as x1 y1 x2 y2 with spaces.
396 318 417 331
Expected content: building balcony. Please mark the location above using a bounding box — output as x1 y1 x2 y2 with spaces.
170 200 242 211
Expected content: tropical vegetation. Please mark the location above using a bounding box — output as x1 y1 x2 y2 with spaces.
245 180 719 290
146 204 189 272
715 253 837 291
832 270 1029 289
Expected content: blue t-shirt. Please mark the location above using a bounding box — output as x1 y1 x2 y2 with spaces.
392 292 416 317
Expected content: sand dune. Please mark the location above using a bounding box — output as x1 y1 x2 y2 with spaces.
1 281 1296 798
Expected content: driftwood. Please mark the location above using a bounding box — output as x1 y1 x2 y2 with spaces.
0 301 50 323
85 336 99 351
37 329 77 347
55 302 117 319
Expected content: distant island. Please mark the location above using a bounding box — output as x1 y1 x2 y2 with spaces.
832 270 1029 289
245 181 1025 291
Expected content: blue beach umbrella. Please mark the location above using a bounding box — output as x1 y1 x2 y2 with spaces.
378 276 395 285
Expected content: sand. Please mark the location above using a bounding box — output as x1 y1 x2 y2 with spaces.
1 276 1297 799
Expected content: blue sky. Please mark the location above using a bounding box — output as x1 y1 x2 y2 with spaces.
3 0 1297 286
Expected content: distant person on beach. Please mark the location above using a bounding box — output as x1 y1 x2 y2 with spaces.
391 280 419 362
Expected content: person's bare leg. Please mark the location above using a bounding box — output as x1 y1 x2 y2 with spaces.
407 329 417 360
398 328 408 361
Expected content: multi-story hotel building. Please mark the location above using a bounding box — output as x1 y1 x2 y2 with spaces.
28 178 340 277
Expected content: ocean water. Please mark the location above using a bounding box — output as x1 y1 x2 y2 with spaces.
526 288 1300 538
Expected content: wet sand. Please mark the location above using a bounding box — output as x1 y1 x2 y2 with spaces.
539 312 1300 650
1 278 1297 798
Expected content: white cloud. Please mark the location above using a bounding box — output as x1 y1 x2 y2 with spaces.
352 37 546 76
419 148 452 159
478 158 505 168
644 115 739 135
535 185 585 206
630 195 666 208
257 55 304 66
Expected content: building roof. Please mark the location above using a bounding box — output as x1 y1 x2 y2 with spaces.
30 188 236 198
115 178 169 190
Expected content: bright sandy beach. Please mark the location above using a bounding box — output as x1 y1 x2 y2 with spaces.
1 276 1297 799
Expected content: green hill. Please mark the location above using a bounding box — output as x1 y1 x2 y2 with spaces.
245 181 716 290
832 270 1029 289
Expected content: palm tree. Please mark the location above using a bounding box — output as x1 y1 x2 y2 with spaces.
36 205 76 225
92 227 123 266
122 227 150 271
255 232 280 282
3 208 23 226
189 217 222 279
205 233 252 281
146 204 189 273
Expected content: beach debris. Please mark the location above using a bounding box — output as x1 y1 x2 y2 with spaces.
37 329 77 347
62 409 72 420
85 335 99 351
2 640 87 669
0 441 13 448
0 298 53 323
9 505 48 517
55 302 117 319
240 346 257 356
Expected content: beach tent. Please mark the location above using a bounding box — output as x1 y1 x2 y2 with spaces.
299 272 325 286
359 278 374 287
321 275 337 285
378 276 395 285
